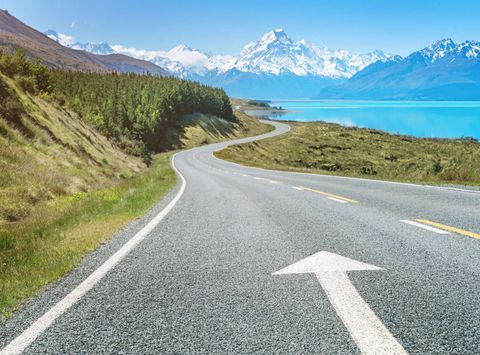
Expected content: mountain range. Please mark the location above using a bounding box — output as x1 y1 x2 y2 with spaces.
317 38 480 100
46 28 396 98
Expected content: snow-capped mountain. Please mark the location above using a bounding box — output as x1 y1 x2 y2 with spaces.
40 28 480 99
45 28 396 97
418 38 457 63
46 28 393 78
231 29 395 78
417 38 480 63
317 38 480 100
110 43 237 78
45 30 114 55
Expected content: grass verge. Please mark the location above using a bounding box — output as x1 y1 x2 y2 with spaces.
0 153 175 320
215 121 480 186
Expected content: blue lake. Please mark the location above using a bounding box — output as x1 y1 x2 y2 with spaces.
257 101 480 139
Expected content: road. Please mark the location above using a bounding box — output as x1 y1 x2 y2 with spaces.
1 120 480 354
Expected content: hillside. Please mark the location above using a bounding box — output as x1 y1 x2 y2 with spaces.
0 10 168 75
0 72 146 223
216 121 480 186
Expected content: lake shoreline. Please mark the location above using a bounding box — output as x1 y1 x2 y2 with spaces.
264 99 480 140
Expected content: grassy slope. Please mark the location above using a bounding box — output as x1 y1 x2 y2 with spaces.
0 74 145 224
0 78 272 318
162 110 274 150
216 121 480 186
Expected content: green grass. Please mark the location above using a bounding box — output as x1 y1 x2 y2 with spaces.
0 153 176 319
215 121 480 186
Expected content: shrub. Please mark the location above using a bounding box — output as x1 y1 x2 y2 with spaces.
14 75 36 93
0 96 25 124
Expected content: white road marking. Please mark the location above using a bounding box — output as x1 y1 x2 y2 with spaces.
327 197 349 204
274 251 407 355
292 186 304 190
253 176 281 184
268 179 281 184
400 220 450 234
1 153 188 355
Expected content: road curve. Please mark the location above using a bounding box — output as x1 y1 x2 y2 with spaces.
1 120 480 354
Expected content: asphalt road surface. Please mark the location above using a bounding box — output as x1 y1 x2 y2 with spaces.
1 121 480 354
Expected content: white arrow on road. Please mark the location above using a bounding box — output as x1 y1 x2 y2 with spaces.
273 251 407 355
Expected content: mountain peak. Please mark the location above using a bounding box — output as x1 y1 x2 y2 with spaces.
430 38 455 50
169 44 194 53
260 28 290 44
418 38 457 62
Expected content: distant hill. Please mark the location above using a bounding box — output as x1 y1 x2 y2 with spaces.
317 39 480 100
0 9 168 75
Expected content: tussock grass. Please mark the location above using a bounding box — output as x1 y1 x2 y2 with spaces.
216 121 480 186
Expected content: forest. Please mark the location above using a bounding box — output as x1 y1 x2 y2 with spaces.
0 50 233 160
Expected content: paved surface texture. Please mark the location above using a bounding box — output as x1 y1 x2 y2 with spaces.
1 120 480 354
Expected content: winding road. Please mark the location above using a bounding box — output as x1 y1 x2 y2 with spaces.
1 120 480 354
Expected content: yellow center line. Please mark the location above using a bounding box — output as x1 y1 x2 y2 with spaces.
415 219 480 240
300 186 359 203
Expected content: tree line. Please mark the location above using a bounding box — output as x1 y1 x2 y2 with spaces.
0 50 233 160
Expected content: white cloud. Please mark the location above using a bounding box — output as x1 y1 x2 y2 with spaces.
111 44 164 61
70 20 76 28
46 31 77 46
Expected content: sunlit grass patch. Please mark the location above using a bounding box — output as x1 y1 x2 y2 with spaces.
215 121 480 186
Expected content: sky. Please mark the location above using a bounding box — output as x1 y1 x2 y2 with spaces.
2 0 480 56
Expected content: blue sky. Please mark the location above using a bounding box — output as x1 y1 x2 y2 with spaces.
2 0 480 55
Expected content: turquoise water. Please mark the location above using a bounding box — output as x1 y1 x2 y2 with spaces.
263 101 480 139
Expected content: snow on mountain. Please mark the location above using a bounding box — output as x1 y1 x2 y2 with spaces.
71 42 114 55
205 54 237 72
231 29 395 78
458 40 480 59
418 38 457 63
163 44 209 74
417 38 480 63
46 28 394 80
317 38 480 100
44 28 401 97
45 30 114 55
45 30 75 46
109 43 210 77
